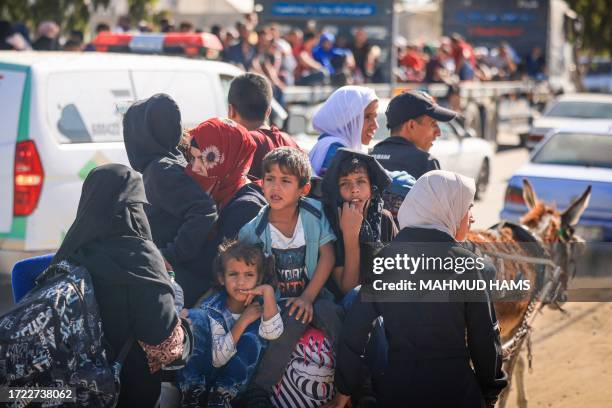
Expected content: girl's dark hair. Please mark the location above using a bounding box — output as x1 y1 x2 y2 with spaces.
213 240 275 289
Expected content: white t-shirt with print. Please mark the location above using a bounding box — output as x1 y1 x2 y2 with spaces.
269 214 309 299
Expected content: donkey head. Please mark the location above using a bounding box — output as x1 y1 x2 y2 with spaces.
521 179 592 243
520 179 592 298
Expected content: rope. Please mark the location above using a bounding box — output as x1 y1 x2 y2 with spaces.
479 251 557 269
502 266 562 360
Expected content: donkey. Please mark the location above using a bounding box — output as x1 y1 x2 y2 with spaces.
467 179 591 408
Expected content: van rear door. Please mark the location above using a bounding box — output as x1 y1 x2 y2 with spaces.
23 70 133 251
0 66 27 234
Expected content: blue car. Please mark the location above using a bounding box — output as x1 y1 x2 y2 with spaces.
500 128 612 241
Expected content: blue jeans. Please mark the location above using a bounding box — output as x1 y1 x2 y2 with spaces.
342 286 388 377
177 308 265 406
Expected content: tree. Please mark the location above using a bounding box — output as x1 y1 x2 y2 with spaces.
566 0 612 55
0 0 156 35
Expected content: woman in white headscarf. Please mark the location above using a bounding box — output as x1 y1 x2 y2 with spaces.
398 169 475 240
309 85 378 176
326 170 507 408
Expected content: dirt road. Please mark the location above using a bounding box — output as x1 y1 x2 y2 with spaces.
505 301 612 407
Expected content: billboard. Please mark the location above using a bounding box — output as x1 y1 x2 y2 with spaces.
257 0 396 83
442 0 549 58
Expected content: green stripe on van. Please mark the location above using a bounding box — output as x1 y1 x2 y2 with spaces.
0 63 31 240
0 62 30 72
17 68 32 142
0 62 31 141
0 217 26 240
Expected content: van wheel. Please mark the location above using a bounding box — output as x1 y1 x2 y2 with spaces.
475 159 490 201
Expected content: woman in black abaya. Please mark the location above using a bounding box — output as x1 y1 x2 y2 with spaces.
52 164 188 407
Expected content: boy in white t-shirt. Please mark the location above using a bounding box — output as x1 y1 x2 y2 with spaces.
239 147 342 394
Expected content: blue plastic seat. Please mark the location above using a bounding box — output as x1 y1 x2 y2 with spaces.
11 253 54 303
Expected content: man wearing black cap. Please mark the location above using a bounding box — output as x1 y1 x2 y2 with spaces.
371 90 457 179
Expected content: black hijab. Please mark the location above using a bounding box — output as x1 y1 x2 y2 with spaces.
52 164 172 292
123 93 185 173
322 148 391 245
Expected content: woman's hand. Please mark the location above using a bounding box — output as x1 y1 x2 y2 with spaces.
162 257 173 272
179 308 191 324
321 392 351 408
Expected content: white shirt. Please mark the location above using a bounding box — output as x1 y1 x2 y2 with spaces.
270 215 310 299
269 214 306 249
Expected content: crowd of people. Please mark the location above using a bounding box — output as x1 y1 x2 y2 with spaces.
396 33 546 83
1 13 547 98
7 69 508 408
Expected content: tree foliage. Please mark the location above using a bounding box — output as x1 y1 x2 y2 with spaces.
567 0 612 55
0 0 156 34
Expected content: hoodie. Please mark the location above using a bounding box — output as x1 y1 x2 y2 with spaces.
123 93 218 306
321 149 398 297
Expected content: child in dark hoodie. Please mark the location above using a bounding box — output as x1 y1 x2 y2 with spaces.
123 93 218 307
321 149 398 299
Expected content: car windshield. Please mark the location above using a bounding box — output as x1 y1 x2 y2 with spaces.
532 132 612 169
545 101 612 119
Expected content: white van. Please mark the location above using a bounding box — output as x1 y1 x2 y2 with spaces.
0 51 260 274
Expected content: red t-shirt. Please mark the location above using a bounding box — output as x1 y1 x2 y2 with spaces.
452 42 476 67
400 50 425 72
249 126 300 180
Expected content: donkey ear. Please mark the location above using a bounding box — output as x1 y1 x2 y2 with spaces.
561 185 592 227
522 179 538 210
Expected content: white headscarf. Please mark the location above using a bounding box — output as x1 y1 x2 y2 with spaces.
309 86 378 175
397 170 476 239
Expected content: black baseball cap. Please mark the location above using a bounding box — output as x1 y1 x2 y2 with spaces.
385 90 457 129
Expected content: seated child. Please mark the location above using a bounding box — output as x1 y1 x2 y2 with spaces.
321 148 398 299
239 147 342 394
177 240 282 407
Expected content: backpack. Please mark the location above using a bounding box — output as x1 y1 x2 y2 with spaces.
0 261 132 408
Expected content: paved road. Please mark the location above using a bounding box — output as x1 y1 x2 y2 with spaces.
0 135 530 314
472 133 529 229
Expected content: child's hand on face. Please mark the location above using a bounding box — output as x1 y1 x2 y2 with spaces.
239 303 263 325
338 200 369 238
286 295 313 324
240 284 274 306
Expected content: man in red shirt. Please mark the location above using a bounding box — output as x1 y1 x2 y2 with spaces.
227 73 300 180
451 33 476 68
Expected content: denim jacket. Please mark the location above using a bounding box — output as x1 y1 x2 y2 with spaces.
202 291 237 333
238 198 336 299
